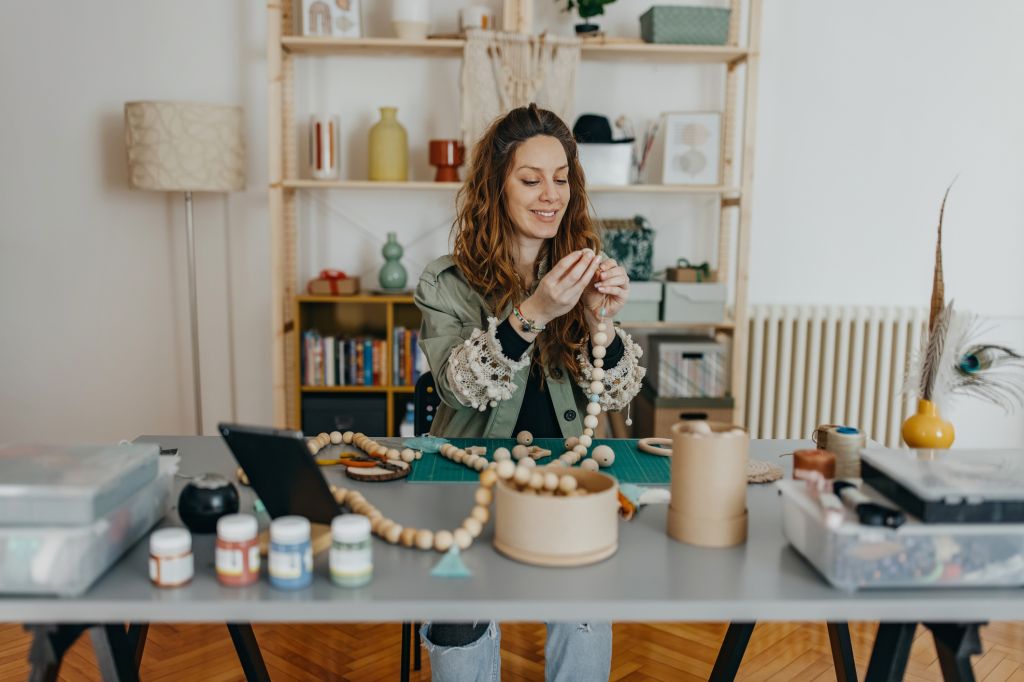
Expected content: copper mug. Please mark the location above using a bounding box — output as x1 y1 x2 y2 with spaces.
429 139 465 182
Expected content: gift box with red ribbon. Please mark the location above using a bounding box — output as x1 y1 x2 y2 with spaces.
307 269 360 296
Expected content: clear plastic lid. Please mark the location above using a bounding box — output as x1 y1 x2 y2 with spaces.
270 515 311 544
217 513 258 542
150 527 191 555
332 513 372 543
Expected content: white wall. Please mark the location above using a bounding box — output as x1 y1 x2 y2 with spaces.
1 0 1021 447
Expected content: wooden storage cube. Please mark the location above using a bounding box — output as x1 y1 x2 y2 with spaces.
632 385 733 439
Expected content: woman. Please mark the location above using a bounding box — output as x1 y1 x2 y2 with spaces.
414 104 645 681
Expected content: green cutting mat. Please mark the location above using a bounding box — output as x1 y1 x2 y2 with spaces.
406 438 670 484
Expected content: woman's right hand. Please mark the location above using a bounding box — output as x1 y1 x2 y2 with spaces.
518 249 601 326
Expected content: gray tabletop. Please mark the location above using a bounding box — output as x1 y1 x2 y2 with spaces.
3 436 1022 624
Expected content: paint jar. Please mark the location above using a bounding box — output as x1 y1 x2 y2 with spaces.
216 513 260 587
269 516 313 589
330 514 373 587
149 527 194 588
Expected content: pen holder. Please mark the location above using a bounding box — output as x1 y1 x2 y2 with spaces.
666 421 749 547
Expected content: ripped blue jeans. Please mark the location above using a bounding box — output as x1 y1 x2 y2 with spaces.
420 621 612 681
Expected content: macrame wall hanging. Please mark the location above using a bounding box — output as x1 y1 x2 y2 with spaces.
461 28 581 150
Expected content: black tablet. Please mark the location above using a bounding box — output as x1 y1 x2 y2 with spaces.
218 423 340 525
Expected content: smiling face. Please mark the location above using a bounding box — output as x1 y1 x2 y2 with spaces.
503 135 571 244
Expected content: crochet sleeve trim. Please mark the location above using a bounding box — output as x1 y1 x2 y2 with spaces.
445 316 532 411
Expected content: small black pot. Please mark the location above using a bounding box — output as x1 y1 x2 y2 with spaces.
177 473 240 534
575 23 600 35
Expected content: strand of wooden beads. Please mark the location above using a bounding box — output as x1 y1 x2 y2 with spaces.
548 306 612 470
328 465 499 552
307 431 421 464
493 459 589 496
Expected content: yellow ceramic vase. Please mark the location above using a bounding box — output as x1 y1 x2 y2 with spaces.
901 399 955 449
368 107 408 181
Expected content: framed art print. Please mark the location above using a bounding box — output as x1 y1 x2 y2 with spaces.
302 0 362 38
641 112 721 185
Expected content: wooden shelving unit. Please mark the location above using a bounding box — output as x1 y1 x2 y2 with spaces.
281 178 741 195
294 295 421 434
269 1 763 430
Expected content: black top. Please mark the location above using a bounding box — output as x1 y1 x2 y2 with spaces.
494 319 625 438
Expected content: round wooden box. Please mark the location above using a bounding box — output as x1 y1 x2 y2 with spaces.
493 468 619 567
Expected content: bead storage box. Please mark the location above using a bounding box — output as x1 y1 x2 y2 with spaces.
493 469 619 567
778 480 1024 591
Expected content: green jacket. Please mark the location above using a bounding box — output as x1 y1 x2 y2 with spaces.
414 255 644 439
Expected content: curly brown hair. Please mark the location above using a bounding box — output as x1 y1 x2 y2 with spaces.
451 103 600 382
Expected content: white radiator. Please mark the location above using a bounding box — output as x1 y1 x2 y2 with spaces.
745 305 928 448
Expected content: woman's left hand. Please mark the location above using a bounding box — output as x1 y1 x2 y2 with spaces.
582 257 630 325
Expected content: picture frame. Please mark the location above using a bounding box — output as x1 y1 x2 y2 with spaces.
301 0 362 38
640 111 721 185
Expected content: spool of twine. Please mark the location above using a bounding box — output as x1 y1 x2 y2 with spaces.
793 449 836 492
813 425 865 479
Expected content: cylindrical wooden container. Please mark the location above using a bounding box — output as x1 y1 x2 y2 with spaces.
494 469 619 567
667 421 749 548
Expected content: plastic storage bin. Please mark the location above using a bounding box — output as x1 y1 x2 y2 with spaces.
662 282 727 324
618 281 662 322
778 480 1024 591
640 6 731 45
0 442 159 526
638 334 728 398
0 457 176 596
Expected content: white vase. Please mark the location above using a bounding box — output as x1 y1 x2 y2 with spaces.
392 0 430 40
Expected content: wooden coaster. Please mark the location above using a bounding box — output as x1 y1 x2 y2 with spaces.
345 459 411 482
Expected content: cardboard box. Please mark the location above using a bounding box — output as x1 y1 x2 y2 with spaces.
636 334 729 398
307 270 360 296
632 385 734 439
662 282 726 324
618 281 662 323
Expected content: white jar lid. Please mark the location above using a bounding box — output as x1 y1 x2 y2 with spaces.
270 515 311 544
217 513 258 542
150 527 191 555
331 513 371 543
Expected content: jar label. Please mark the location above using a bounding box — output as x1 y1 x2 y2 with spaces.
270 549 306 579
330 547 372 575
151 554 193 586
216 547 244 577
249 546 261 572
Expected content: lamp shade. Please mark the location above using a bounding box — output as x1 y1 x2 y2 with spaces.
125 101 246 192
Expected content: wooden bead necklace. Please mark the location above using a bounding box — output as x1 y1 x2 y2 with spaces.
307 430 421 464
327 456 593 554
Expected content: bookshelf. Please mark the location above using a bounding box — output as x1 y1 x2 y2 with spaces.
269 0 763 431
295 294 422 435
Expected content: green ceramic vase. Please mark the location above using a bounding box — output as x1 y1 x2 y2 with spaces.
368 107 408 181
379 232 407 291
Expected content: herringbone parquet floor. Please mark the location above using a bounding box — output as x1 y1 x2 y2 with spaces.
3 621 1024 681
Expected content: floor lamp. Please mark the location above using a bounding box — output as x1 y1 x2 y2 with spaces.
124 101 246 435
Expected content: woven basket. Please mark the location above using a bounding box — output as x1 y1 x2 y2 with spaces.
639 6 731 46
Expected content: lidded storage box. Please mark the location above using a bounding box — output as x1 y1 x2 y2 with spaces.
618 281 662 323
662 282 727 324
637 334 729 398
640 6 731 45
0 443 159 525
